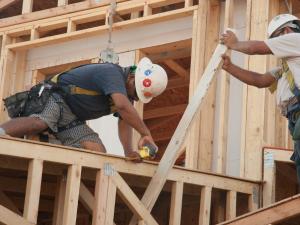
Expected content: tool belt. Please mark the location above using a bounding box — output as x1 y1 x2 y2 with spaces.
3 83 53 118
279 96 299 117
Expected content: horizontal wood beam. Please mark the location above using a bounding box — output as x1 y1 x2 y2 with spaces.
0 0 127 29
144 104 187 120
167 78 190 90
6 7 196 51
0 137 261 194
0 0 19 12
218 194 300 225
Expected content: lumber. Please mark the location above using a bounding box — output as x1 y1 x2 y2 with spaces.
218 194 300 225
58 0 68 7
143 104 187 119
79 182 94 215
0 189 21 215
199 186 212 225
111 170 159 225
22 0 34 14
7 7 196 51
23 159 43 224
169 181 184 225
215 0 234 174
164 59 189 78
226 191 237 220
92 169 110 225
0 137 260 195
243 0 269 180
185 1 208 169
62 164 82 225
0 0 18 11
128 43 228 225
52 176 67 225
0 0 127 29
0 205 35 225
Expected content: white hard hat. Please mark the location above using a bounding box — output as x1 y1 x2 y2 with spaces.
267 14 300 38
135 57 168 103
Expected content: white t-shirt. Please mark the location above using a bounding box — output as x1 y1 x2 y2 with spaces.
265 33 300 105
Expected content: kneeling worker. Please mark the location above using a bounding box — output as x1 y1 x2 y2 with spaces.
0 57 168 160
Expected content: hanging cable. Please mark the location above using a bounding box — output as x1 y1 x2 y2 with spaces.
99 0 119 64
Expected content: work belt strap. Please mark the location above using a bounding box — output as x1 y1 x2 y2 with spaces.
269 60 300 101
50 74 100 96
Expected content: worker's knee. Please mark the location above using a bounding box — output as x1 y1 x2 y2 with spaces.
80 141 106 153
30 117 48 133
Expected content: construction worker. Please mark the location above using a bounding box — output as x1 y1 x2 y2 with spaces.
220 14 300 182
0 57 168 160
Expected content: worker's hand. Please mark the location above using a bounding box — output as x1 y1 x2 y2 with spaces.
138 135 157 150
125 151 142 163
220 30 238 49
221 54 232 71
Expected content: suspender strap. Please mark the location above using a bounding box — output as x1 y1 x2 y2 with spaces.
50 74 100 96
282 60 300 99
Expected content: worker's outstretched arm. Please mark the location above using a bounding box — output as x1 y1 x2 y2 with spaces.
111 93 157 149
222 54 276 88
221 30 272 55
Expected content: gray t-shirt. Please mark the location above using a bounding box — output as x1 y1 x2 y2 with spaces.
58 63 129 120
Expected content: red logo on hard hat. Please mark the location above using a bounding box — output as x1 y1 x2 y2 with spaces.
143 78 152 87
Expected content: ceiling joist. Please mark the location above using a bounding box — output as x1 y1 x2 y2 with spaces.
0 0 19 12
164 59 189 77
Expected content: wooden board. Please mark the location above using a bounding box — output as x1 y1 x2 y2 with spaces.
128 43 229 225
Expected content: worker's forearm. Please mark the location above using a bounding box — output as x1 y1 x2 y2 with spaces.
118 119 134 154
117 106 150 137
230 41 264 55
224 63 265 87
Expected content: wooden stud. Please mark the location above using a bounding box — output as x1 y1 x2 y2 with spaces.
0 205 34 225
58 0 69 7
262 150 276 207
22 0 34 14
128 43 229 225
185 1 208 169
23 159 43 224
243 0 269 180
226 191 237 220
131 11 140 19
13 50 27 93
105 177 117 225
67 19 76 33
184 0 193 8
30 27 39 41
143 2 153 16
62 164 82 225
169 181 184 225
92 169 110 225
215 0 234 174
199 186 212 225
197 0 220 171
52 175 67 225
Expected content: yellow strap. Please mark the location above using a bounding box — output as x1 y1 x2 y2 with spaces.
51 74 100 96
268 60 295 93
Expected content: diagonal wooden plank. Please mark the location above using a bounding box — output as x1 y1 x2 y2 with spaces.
0 0 19 11
217 194 300 225
164 59 189 77
129 43 228 225
111 171 159 225
0 205 34 225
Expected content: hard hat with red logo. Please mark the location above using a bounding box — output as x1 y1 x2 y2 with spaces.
268 14 300 38
135 57 168 103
